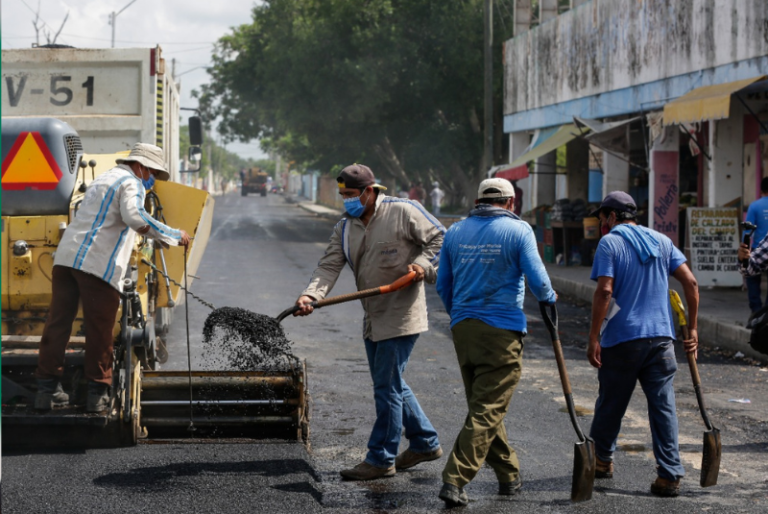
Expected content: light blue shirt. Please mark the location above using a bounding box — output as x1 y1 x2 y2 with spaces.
590 225 686 347
436 206 555 334
746 196 768 248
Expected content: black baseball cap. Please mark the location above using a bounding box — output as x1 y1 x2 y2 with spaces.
590 191 637 218
337 164 387 190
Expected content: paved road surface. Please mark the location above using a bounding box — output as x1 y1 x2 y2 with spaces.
3 192 767 513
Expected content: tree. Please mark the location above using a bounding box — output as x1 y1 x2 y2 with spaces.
198 0 513 207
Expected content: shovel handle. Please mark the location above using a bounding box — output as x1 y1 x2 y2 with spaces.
539 302 588 444
682 326 716 432
670 290 716 432
276 271 417 322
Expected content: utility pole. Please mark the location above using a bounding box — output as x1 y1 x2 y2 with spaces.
483 0 493 173
110 0 137 48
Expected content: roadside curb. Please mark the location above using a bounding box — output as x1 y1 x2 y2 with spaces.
549 274 764 362
294 200 343 220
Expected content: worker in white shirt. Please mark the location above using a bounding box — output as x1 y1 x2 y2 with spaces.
35 143 190 413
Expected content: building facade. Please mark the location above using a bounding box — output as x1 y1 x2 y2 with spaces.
501 0 768 263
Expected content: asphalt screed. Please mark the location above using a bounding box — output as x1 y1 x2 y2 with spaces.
153 306 307 439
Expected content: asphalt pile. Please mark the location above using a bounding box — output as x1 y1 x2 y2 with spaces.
202 306 295 371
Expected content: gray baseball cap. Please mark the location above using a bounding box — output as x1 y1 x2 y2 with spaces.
590 191 637 218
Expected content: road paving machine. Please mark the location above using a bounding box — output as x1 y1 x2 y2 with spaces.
1 118 309 447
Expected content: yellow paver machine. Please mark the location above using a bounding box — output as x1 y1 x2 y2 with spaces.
1 117 309 447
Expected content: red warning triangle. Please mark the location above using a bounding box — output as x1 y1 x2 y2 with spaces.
1 132 64 191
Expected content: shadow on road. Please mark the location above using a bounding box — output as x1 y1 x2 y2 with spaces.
93 458 321 494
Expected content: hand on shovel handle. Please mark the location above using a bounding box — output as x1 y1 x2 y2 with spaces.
279 271 418 322
669 290 721 487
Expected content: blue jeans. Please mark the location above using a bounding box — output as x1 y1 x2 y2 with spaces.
746 273 767 313
363 334 440 468
589 337 685 481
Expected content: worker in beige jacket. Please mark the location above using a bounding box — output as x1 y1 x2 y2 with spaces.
295 164 445 481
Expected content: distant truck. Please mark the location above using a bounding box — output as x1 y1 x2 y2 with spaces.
1 46 201 182
241 167 269 197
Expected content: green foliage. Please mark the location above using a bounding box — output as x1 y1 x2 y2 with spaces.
197 0 513 206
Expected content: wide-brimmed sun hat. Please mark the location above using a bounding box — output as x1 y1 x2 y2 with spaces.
116 143 170 181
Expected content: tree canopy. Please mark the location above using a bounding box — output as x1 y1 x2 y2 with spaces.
198 0 512 205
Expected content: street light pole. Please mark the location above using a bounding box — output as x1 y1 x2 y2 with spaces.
110 0 138 48
483 0 493 174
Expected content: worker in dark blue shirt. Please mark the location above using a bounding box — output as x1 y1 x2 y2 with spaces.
436 178 555 507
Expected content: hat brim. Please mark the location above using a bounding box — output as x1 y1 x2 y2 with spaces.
117 156 170 181
590 207 601 218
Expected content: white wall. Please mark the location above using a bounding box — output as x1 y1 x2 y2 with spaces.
533 153 557 208
707 101 744 207
602 151 629 197
504 0 768 115
509 132 531 212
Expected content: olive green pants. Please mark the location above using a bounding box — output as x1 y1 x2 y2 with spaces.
442 319 524 488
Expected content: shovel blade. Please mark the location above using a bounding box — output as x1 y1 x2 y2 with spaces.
700 428 721 487
571 439 596 502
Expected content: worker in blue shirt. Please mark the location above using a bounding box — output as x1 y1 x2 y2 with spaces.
745 177 768 313
435 178 556 507
588 191 699 498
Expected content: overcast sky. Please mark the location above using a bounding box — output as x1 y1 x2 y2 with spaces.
1 0 267 161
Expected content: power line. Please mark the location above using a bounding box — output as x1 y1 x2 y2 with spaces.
163 45 214 55
17 0 53 31
4 32 215 45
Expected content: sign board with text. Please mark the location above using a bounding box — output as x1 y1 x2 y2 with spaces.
686 207 741 287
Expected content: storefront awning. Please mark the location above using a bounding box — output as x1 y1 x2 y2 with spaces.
490 163 529 181
662 75 767 126
507 124 586 168
574 116 641 155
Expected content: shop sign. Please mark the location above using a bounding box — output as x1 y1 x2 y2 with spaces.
686 207 741 287
652 151 679 243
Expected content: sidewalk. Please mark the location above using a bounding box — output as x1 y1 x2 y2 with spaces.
291 197 763 362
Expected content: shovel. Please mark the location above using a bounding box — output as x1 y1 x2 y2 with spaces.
669 290 721 487
275 271 417 322
539 302 596 502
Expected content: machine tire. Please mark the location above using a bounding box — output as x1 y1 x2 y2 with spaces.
119 354 143 446
260 188 267 197
241 188 248 196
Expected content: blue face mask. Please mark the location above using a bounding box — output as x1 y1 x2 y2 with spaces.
343 193 367 217
142 174 155 190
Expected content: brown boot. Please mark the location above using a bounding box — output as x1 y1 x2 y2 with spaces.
595 458 614 479
650 477 680 497
395 447 443 470
340 462 395 481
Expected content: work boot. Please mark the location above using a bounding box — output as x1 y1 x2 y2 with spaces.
34 378 69 410
395 446 443 470
595 457 614 479
87 381 111 413
339 462 395 481
650 477 680 497
438 483 469 507
498 474 523 496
